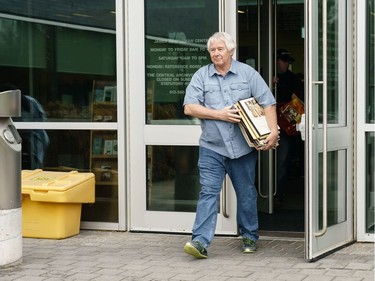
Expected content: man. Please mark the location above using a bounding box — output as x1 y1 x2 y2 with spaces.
273 49 304 206
183 32 278 259
273 49 303 103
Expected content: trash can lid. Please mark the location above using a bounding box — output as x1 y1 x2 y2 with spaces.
22 169 94 192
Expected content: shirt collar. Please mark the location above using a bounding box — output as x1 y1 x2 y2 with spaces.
208 59 237 77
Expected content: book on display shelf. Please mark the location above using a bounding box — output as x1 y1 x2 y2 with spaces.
235 97 279 149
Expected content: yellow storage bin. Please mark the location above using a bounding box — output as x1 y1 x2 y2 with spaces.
21 169 95 239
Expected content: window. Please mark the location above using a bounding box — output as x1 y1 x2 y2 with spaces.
145 0 218 124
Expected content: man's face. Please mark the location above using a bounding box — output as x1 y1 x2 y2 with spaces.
208 39 233 69
277 59 289 73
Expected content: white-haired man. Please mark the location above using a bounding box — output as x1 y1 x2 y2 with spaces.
183 32 278 258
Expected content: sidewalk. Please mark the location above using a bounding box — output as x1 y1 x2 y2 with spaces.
0 230 373 281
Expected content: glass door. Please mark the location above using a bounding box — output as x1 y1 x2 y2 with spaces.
305 0 354 260
128 1 238 234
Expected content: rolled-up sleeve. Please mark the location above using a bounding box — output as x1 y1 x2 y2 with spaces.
183 70 205 106
248 71 276 108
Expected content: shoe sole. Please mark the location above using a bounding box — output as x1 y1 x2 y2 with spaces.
184 243 207 259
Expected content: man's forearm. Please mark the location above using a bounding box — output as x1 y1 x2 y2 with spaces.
263 104 278 133
184 104 219 120
184 103 242 124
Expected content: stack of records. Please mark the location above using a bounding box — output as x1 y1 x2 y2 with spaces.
235 97 279 149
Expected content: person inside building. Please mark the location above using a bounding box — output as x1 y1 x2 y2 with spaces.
182 32 278 259
273 49 304 208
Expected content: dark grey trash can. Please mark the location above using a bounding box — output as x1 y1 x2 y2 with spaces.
0 90 22 267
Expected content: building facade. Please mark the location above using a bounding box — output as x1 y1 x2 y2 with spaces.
0 0 373 260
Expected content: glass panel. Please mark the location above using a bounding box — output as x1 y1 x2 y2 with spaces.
318 0 346 124
238 1 258 69
18 128 51 170
145 0 218 124
147 146 200 212
318 0 323 82
0 1 116 122
326 0 340 124
366 132 375 233
43 130 91 171
18 129 118 222
318 150 347 229
367 0 375 124
0 1 115 29
317 0 324 122
84 130 118 222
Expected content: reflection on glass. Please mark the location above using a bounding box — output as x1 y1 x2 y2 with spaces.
238 1 259 69
145 0 218 124
318 150 347 229
367 0 375 123
84 130 118 222
91 80 117 122
30 130 118 223
318 0 345 124
366 132 375 233
0 2 116 122
0 1 115 29
147 146 200 212
326 0 340 124
1 82 50 169
43 130 91 171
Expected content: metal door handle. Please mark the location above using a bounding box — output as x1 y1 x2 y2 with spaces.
222 179 229 218
257 153 269 198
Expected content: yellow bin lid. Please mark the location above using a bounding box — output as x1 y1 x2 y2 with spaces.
22 169 95 203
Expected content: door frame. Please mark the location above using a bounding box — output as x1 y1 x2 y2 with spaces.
127 0 239 234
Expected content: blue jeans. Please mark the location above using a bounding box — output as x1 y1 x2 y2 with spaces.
192 147 259 248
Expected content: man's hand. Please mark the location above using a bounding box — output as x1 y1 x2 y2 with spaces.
260 104 279 151
217 105 242 123
184 104 242 123
260 130 279 151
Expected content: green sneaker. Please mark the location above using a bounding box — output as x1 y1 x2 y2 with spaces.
242 237 257 253
184 241 208 259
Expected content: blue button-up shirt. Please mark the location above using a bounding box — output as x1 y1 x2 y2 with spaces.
183 59 276 159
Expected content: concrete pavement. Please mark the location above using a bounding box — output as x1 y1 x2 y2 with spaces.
0 230 373 281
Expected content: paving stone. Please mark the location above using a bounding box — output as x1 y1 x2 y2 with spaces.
324 269 355 277
298 268 330 275
274 273 307 280
302 276 334 281
292 262 319 269
345 262 374 270
331 277 363 281
66 273 101 280
141 272 177 280
247 272 279 279
91 276 126 281
352 270 375 278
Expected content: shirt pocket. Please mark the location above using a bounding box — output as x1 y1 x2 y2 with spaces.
203 84 221 107
230 82 250 101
